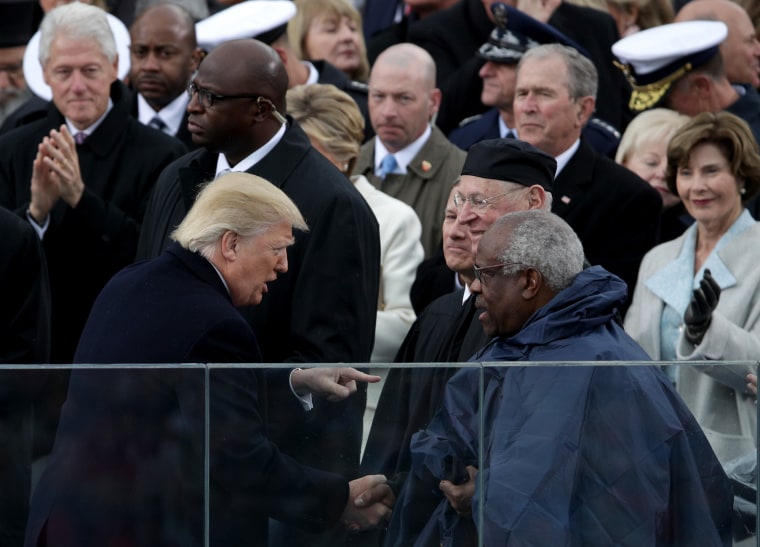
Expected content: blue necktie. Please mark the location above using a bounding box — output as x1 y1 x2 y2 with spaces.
378 154 398 180
74 132 87 145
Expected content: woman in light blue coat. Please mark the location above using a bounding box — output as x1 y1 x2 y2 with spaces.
626 111 760 464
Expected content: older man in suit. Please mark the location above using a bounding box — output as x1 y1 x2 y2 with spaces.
0 2 187 364
513 44 661 309
26 173 391 547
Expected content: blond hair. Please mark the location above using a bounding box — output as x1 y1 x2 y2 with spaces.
171 173 308 258
286 83 364 175
616 108 690 165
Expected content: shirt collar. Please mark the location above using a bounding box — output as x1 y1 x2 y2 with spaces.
303 61 320 85
553 139 580 178
215 121 287 176
498 116 516 139
137 92 189 135
373 124 432 175
644 209 754 313
65 99 113 137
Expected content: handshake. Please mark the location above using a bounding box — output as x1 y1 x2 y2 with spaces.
341 474 396 531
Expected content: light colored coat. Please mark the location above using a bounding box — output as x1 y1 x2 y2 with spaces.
625 216 760 463
352 175 424 363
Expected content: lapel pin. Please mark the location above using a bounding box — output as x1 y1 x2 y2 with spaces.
421 160 432 172
561 195 571 204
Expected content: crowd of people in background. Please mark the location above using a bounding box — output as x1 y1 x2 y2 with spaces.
2 0 760 545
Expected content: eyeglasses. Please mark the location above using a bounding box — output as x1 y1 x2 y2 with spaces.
187 81 287 123
472 261 527 285
453 188 522 211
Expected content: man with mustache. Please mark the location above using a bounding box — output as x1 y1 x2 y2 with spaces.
128 2 203 149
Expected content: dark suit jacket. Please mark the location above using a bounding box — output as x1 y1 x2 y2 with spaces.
130 91 198 150
552 140 661 309
449 107 620 158
0 208 50 547
137 119 380 481
24 243 349 547
408 0 629 133
0 81 187 363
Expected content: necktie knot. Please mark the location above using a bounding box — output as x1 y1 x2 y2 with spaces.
378 154 398 180
148 116 167 132
74 132 87 145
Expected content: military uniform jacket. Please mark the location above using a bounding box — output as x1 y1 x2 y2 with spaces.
354 126 466 257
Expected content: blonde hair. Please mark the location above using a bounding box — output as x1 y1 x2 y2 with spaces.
286 83 364 175
171 173 308 258
288 0 370 81
616 108 690 165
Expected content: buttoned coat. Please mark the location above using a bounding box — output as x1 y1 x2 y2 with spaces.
354 126 465 258
136 119 380 479
625 220 760 464
25 244 348 547
551 140 661 307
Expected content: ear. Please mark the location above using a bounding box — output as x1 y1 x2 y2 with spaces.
190 47 204 72
526 185 547 210
270 44 289 67
521 268 543 299
691 74 713 98
219 230 239 262
575 95 595 126
429 88 442 118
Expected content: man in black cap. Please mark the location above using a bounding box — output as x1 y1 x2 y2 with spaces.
360 140 556 539
449 2 620 158
0 1 40 126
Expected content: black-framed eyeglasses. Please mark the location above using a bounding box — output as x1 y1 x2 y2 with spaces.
472 261 527 285
187 81 287 123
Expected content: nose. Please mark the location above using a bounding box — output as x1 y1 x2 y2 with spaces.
187 88 203 113
337 21 354 42
470 276 482 295
456 202 478 225
142 51 161 71
276 252 288 273
69 69 88 92
478 61 494 78
0 71 10 89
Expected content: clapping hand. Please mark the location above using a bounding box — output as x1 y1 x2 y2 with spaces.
684 269 721 345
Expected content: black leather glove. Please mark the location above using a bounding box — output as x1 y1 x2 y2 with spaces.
684 268 721 345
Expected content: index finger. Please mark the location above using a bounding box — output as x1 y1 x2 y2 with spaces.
339 367 381 383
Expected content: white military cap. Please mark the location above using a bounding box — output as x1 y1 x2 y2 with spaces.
23 11 130 101
195 0 297 52
612 20 728 112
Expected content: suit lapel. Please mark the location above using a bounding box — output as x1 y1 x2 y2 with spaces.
551 140 595 217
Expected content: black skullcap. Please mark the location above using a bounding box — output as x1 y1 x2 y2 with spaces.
461 139 556 191
0 1 41 49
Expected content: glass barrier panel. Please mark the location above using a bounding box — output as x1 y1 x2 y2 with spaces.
3 361 757 547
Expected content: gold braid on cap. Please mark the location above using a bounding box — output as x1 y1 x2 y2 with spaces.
614 60 693 112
